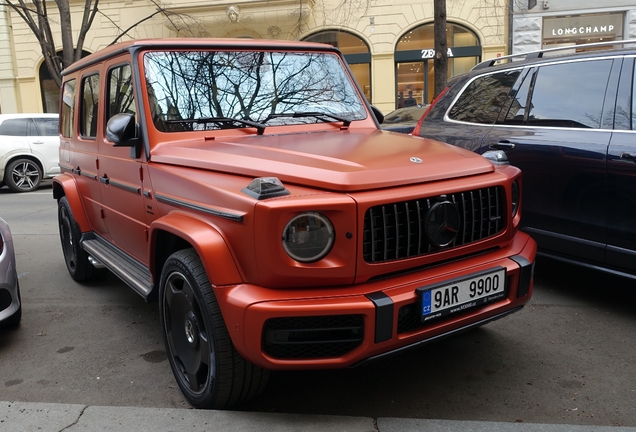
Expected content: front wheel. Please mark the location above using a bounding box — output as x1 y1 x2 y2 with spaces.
159 248 269 409
4 158 42 192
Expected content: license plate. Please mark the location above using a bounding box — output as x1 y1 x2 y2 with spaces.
417 267 507 323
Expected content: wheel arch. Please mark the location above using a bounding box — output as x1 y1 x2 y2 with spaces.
52 174 91 232
4 153 45 175
149 212 243 289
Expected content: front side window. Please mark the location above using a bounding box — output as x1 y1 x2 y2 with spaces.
526 60 612 129
81 74 100 138
448 70 521 124
143 50 367 132
108 64 136 123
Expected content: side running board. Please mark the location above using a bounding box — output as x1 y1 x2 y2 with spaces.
81 234 154 301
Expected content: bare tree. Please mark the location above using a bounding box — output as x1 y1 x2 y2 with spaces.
433 0 447 98
1 0 193 88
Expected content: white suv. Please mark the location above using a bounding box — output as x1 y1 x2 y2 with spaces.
0 113 59 192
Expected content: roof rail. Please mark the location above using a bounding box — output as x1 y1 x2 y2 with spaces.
472 39 636 70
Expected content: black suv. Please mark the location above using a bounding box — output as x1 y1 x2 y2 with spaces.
413 40 636 280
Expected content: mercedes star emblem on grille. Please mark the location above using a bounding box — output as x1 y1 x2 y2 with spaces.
425 201 460 247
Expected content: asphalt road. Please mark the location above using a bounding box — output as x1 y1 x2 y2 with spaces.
1 184 635 427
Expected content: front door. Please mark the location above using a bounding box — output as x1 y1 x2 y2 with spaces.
97 60 149 263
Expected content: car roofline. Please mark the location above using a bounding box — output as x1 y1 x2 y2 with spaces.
473 39 636 70
61 38 343 77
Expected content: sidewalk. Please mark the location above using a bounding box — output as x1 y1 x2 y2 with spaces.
2 401 636 432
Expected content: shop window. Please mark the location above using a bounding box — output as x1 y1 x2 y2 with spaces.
304 31 371 102
395 23 480 108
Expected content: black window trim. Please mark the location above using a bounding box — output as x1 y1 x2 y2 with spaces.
443 54 625 133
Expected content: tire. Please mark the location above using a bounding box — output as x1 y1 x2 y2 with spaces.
4 158 42 192
159 248 269 409
0 281 22 328
58 196 103 281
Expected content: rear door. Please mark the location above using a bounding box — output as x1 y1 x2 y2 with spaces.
61 75 109 238
28 116 60 177
480 58 619 263
606 56 636 272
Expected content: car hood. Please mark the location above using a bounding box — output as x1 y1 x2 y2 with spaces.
150 129 494 192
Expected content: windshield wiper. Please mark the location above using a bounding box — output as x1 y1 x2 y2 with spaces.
264 112 352 127
166 117 266 135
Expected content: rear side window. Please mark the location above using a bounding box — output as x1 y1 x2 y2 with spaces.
448 70 521 124
0 118 30 136
62 80 76 138
526 60 613 129
32 118 59 136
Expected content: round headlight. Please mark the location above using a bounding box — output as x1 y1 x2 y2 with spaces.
511 180 520 218
282 212 334 263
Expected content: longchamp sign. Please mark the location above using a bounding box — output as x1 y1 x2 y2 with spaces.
543 13 623 40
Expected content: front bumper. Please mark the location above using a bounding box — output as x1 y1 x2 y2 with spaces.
216 232 537 370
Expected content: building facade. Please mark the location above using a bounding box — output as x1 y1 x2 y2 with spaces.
0 0 512 115
512 0 636 54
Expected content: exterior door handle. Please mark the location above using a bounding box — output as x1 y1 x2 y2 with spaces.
99 176 110 185
490 140 516 150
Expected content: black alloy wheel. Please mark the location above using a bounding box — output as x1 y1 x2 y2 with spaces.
5 159 42 192
57 197 102 281
159 248 269 409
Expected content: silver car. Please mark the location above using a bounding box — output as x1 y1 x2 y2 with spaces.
0 216 21 327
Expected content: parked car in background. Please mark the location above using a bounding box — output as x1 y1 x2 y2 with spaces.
0 113 60 192
413 40 636 280
0 217 21 327
381 104 429 134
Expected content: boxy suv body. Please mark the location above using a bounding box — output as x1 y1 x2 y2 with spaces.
414 41 636 280
53 39 536 409
0 113 60 192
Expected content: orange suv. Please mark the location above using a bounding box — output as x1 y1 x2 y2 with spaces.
54 39 536 409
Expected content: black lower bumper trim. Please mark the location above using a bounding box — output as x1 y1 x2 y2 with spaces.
350 306 524 368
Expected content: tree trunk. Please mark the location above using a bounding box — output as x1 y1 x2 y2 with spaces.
433 0 448 99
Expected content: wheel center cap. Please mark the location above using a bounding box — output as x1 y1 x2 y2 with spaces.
184 312 199 346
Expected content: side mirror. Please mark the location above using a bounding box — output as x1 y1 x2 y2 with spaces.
106 113 138 147
370 105 384 124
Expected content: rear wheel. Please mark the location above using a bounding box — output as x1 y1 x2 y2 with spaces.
58 197 103 281
4 158 42 192
159 248 269 409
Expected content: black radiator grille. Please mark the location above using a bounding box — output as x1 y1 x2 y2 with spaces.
363 186 505 263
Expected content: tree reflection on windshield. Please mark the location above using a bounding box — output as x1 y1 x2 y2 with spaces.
143 50 367 132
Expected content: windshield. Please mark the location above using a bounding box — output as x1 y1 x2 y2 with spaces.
143 50 368 132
